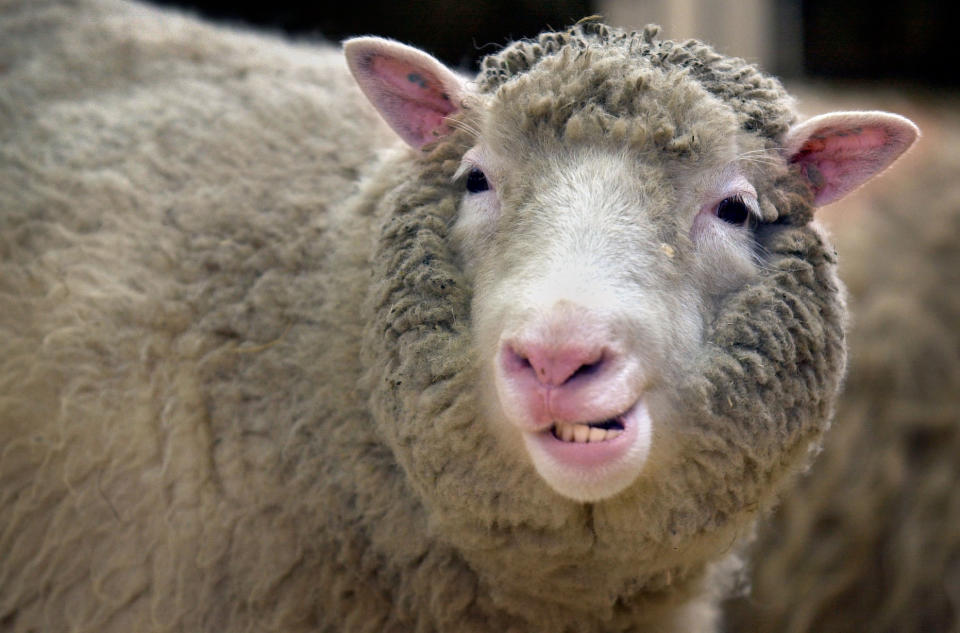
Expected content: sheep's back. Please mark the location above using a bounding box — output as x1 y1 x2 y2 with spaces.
0 1 395 630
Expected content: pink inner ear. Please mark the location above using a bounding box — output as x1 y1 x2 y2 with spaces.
370 56 456 116
788 119 915 206
363 54 458 149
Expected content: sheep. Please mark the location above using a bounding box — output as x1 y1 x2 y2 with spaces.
0 1 918 632
726 99 959 633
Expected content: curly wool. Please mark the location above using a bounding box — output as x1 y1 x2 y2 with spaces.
1 2 845 632
477 20 797 144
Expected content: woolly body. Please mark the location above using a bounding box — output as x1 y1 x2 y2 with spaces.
0 2 914 632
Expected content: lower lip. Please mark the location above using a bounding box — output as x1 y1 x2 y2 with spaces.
525 401 644 470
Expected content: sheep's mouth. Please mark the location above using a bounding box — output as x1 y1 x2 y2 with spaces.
550 418 625 443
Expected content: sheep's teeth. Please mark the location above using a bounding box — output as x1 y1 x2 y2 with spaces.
552 422 624 443
574 424 590 443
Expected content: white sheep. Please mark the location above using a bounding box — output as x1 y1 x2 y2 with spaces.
0 1 917 631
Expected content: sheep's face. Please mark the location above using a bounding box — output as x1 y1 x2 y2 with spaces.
346 28 917 509
451 58 778 500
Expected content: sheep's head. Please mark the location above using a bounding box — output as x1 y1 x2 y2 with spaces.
348 21 917 609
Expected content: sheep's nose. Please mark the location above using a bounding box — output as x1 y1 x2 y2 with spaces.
495 307 634 429
502 340 608 388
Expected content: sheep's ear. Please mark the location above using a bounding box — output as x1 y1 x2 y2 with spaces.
784 111 919 206
344 37 466 150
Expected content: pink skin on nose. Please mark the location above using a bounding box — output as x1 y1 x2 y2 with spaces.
502 342 605 388
497 314 639 432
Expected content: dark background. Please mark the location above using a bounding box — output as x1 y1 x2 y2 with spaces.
150 0 957 87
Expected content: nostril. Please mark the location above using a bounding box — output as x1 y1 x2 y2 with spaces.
569 358 603 382
503 345 533 373
501 340 608 388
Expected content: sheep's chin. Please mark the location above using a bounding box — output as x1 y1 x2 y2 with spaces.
522 400 653 502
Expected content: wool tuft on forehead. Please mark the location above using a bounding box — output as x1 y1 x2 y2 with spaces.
476 20 796 142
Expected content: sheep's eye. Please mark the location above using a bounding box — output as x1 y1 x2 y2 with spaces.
716 196 750 225
465 168 490 194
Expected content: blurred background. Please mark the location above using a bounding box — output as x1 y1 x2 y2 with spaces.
150 0 957 87
146 2 959 632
